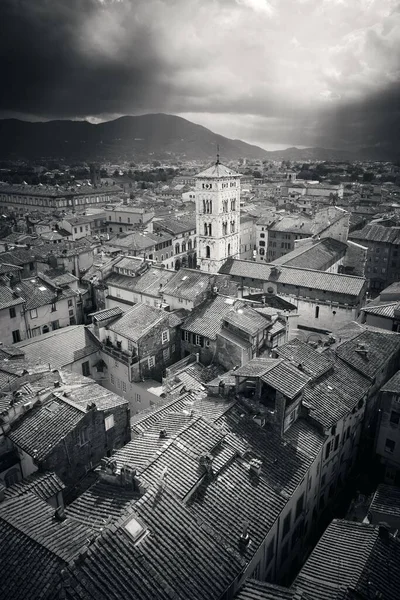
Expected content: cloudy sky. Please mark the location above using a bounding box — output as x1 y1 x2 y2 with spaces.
1 0 399 150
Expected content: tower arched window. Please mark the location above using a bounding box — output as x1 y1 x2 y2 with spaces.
228 243 231 256
206 245 211 258
175 243 180 255
188 239 192 251
203 199 206 213
222 222 227 235
231 199 236 211
204 223 208 236
223 200 228 213
231 221 235 233
181 242 186 253
208 223 212 236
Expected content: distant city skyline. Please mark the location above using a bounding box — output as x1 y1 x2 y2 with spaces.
1 0 399 152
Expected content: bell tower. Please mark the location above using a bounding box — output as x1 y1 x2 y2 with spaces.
195 155 241 273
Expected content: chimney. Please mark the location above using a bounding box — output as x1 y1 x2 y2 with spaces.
159 429 167 439
378 523 390 541
54 506 66 521
239 521 250 549
196 353 200 363
249 458 262 476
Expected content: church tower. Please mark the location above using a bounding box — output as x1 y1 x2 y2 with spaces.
195 156 241 273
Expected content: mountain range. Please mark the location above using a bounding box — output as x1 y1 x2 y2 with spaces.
0 113 397 163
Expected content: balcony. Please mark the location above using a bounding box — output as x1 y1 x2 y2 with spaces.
102 339 138 366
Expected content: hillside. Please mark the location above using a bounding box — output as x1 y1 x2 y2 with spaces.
0 114 269 162
0 113 396 162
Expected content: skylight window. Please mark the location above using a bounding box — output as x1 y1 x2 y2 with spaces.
124 515 147 544
39 286 47 291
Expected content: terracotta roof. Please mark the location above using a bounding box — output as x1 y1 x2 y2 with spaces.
224 305 269 336
8 396 86 461
4 471 65 502
381 370 400 393
216 403 320 497
335 330 400 381
188 454 286 556
220 259 366 297
235 580 299 600
350 223 400 244
105 267 175 297
196 163 241 179
154 217 196 234
0 284 25 310
294 519 400 600
67 480 140 529
0 492 91 564
13 277 76 310
370 484 400 520
89 306 124 321
275 338 334 379
162 268 211 300
273 238 348 270
361 302 399 319
261 360 310 399
182 295 241 339
302 351 370 430
16 325 100 369
107 304 169 341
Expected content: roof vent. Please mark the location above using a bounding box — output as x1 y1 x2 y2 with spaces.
199 453 214 474
159 429 167 439
356 342 369 356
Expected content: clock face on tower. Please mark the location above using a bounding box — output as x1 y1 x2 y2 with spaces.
203 183 212 189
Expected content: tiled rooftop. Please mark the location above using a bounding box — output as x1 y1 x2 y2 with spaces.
13 276 76 310
273 237 347 271
195 162 241 179
275 338 334 379
162 268 211 300
370 484 400 519
15 325 100 369
107 303 168 341
361 301 399 319
293 519 400 600
105 266 175 297
220 259 366 297
335 329 400 381
235 580 299 600
8 395 86 461
4 471 65 502
0 284 25 310
350 223 400 244
182 295 247 340
381 369 400 393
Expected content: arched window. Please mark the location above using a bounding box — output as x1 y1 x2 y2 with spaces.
208 223 212 236
228 243 231 256
188 239 192 251
161 254 164 261
165 252 169 259
203 199 206 213
206 246 211 258
175 243 180 254
231 221 235 233
222 222 227 235
231 199 236 211
204 223 208 236
181 242 186 253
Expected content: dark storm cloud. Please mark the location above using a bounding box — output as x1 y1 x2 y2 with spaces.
0 0 399 150
0 0 171 117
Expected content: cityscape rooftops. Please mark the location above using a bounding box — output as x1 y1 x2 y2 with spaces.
162 268 212 300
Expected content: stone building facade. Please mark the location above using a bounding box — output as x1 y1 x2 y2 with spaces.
196 160 241 273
